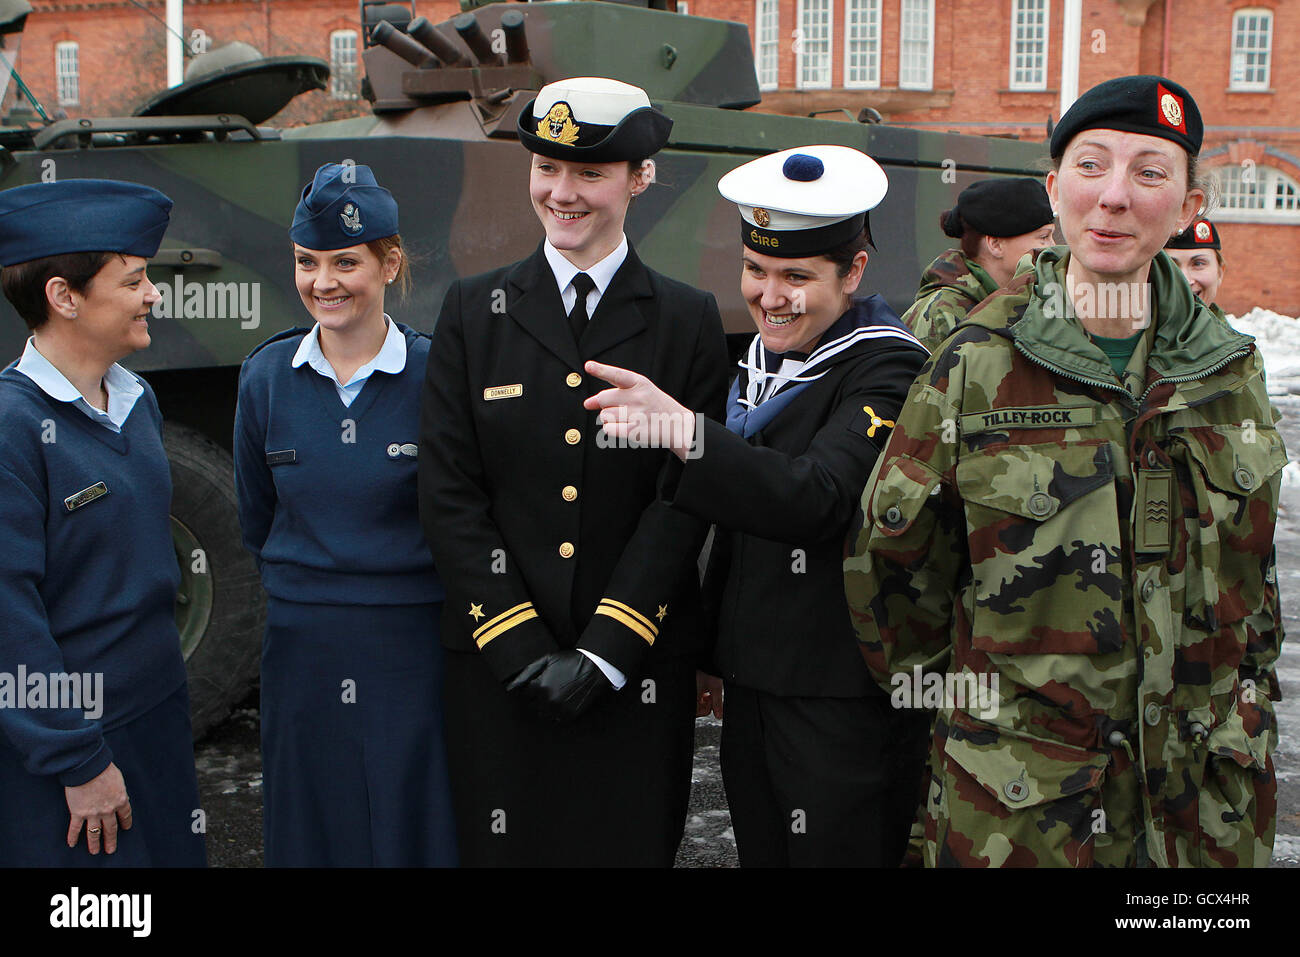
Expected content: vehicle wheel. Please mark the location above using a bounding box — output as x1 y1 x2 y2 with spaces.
164 423 264 740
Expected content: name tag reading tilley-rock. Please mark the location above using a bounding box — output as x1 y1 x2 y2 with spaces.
64 482 109 512
959 407 1097 435
483 384 524 401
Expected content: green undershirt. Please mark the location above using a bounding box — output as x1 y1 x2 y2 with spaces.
1090 329 1146 378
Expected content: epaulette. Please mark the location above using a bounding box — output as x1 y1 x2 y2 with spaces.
243 326 312 362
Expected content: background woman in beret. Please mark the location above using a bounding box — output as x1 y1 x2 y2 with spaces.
1165 217 1226 309
584 145 931 867
419 77 729 866
846 75 1285 867
902 177 1056 352
0 179 204 866
234 163 455 866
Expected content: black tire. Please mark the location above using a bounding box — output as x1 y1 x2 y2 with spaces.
164 424 263 740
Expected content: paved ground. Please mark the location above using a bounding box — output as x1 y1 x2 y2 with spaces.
195 395 1300 867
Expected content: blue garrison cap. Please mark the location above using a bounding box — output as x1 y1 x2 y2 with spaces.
0 179 173 267
290 163 398 250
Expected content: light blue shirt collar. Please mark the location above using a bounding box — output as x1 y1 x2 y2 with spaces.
544 235 628 316
290 314 406 407
15 337 143 432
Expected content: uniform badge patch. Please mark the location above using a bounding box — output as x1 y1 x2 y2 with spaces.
537 102 580 145
1194 221 1212 242
340 202 363 236
64 481 108 512
752 207 771 227
386 442 418 459
1157 84 1186 134
850 405 895 442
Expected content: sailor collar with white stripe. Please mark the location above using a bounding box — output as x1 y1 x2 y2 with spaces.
736 298 924 410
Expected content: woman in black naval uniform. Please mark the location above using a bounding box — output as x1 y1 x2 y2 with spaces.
419 77 729 866
0 179 204 866
585 145 932 866
234 163 455 866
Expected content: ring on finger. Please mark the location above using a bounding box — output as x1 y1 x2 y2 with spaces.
88 825 102 834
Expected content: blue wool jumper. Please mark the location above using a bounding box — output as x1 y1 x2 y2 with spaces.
0 366 186 785
234 325 444 605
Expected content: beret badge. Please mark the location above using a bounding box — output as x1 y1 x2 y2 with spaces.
1157 84 1186 133
1195 221 1212 242
752 207 771 227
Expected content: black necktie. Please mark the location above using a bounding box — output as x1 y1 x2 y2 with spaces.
568 273 596 345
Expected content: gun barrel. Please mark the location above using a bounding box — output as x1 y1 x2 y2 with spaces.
501 10 529 65
453 13 499 66
371 20 437 69
408 16 468 68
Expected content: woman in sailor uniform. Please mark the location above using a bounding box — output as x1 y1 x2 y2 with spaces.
0 179 205 866
234 163 455 866
585 145 931 866
418 77 729 866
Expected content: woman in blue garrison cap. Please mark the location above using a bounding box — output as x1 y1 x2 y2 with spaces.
234 163 455 866
0 179 205 866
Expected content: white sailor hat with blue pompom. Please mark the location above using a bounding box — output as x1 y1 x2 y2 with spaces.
718 145 888 257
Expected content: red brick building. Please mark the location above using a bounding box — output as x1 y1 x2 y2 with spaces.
6 0 1298 313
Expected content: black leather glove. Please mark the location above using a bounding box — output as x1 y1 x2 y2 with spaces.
505 650 610 721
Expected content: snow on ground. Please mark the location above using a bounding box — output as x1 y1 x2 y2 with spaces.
1226 308 1300 395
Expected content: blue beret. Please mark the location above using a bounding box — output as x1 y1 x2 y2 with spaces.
290 163 398 250
0 179 172 267
1051 75 1202 159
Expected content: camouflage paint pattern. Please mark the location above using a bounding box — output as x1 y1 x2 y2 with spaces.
0 1 1048 367
900 248 995 353
844 246 1286 868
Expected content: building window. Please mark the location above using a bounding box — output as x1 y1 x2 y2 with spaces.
844 0 881 89
755 0 779 91
55 41 79 107
330 29 359 100
1230 8 1271 90
1009 0 1049 90
1214 164 1300 223
676 1 689 12
797 0 832 90
899 0 934 90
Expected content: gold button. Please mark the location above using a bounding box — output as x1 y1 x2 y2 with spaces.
565 428 581 445
559 542 575 559
562 485 578 502
566 372 582 388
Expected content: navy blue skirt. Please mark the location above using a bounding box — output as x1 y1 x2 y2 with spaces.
261 598 456 866
0 682 206 867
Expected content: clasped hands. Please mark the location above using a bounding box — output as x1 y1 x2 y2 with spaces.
507 650 610 721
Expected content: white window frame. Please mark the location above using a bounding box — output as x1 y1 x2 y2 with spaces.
1230 8 1272 90
55 41 79 107
1213 164 1300 224
899 0 934 91
796 0 833 91
329 29 359 101
1009 0 1049 91
755 0 780 91
676 1 689 13
843 0 881 89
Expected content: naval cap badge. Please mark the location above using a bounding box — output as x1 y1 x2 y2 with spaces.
538 102 581 146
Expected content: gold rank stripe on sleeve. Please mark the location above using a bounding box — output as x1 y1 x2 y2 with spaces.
472 602 539 649
594 598 659 646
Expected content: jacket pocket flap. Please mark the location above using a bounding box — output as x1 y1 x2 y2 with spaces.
944 711 1110 809
871 455 943 537
1179 425 1286 496
955 442 1114 521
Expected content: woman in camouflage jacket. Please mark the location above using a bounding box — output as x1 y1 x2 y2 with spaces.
844 75 1285 868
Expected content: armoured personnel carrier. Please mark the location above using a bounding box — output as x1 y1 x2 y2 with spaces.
0 0 1047 736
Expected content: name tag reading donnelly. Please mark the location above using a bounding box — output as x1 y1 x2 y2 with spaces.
64 481 109 512
483 384 523 401
959 406 1098 434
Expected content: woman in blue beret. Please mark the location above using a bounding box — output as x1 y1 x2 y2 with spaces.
234 162 455 866
0 179 205 866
